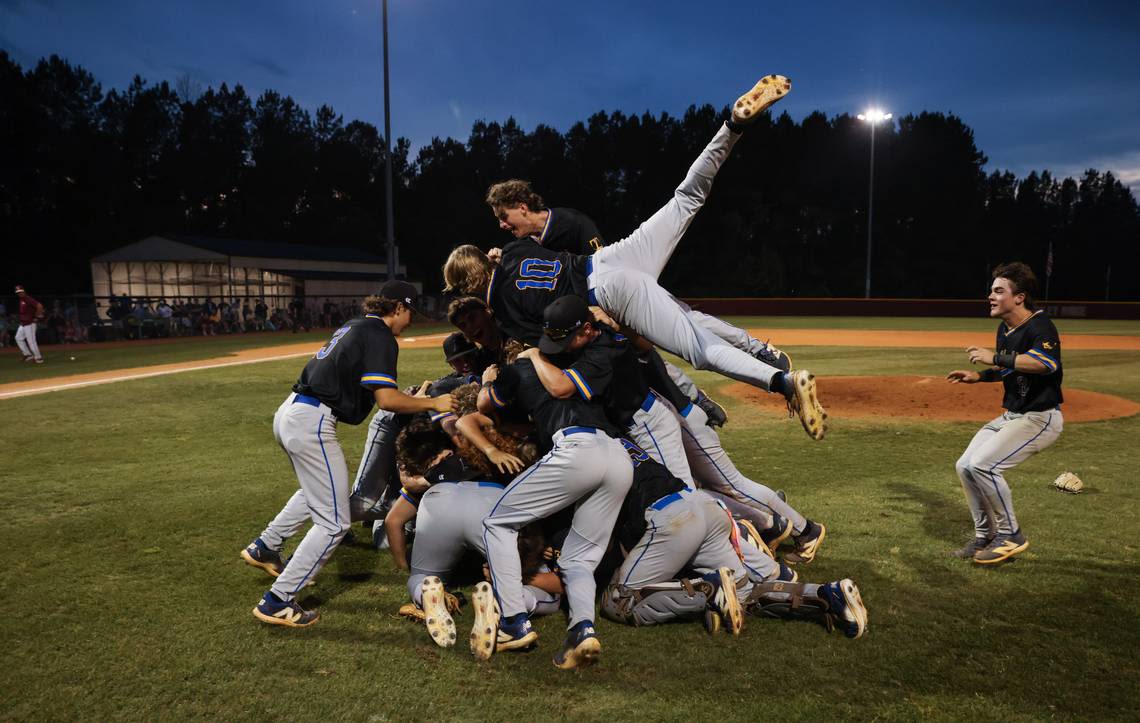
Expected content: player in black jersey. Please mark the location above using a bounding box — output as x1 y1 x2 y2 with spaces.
476 354 633 669
948 262 1065 564
240 281 458 627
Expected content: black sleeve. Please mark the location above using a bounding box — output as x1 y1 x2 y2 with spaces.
1025 322 1061 374
360 331 399 389
487 363 522 409
563 340 618 402
641 349 691 412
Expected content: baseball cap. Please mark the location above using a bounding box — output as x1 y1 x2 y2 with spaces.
14 284 25 293
380 280 419 311
539 295 591 355
442 332 478 362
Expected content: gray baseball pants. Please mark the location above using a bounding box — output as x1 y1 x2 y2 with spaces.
956 408 1063 537
407 480 559 615
587 123 778 391
625 391 694 485
483 428 633 628
260 393 353 601
349 408 402 521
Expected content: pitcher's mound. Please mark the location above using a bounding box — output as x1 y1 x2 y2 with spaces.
723 376 1140 422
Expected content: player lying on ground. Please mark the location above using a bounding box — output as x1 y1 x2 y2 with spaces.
599 440 867 639
239 282 457 628
946 261 1064 565
443 74 827 440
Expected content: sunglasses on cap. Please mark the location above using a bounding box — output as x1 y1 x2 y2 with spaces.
543 319 584 341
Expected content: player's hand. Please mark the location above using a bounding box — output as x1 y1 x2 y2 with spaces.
966 346 995 365
412 380 433 398
589 306 620 332
487 247 503 265
485 447 524 474
947 370 981 384
431 393 457 413
481 364 499 385
516 347 540 360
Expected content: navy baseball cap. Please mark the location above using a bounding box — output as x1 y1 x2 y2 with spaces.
540 296 591 355
380 280 419 311
442 332 478 362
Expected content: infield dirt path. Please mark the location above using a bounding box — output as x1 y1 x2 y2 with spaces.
2 328 1137 406
0 333 449 400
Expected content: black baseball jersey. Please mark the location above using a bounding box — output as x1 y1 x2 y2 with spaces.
486 358 619 453
614 438 688 553
640 348 693 414
994 311 1063 413
535 207 606 255
487 238 589 346
293 315 398 425
424 453 487 485
550 328 649 427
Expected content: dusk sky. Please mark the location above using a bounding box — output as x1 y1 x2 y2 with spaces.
3 0 1138 192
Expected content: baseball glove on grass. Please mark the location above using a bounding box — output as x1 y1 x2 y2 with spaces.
1052 471 1084 494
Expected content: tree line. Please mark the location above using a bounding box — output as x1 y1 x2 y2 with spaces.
3 52 1137 300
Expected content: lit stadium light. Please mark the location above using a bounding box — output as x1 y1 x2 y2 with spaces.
857 108 893 124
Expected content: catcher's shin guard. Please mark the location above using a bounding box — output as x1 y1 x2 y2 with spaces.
600 580 709 626
744 580 833 630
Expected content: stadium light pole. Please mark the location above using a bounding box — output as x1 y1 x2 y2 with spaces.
857 109 891 299
381 0 397 281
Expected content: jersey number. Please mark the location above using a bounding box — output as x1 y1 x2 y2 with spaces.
316 326 350 359
515 258 562 291
619 438 650 467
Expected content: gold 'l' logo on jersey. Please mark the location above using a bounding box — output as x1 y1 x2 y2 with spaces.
1043 341 1055 349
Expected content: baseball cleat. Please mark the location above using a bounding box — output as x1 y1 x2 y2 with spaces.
552 621 602 670
705 567 745 636
732 74 792 124
820 579 868 639
735 518 774 560
240 538 284 577
422 576 457 648
776 562 799 583
759 515 793 555
787 370 827 440
496 612 538 653
470 581 501 660
752 340 792 372
397 602 426 623
950 536 994 559
784 520 826 566
973 532 1029 564
252 592 319 628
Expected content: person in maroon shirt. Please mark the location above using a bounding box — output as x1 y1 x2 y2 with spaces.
14 284 44 363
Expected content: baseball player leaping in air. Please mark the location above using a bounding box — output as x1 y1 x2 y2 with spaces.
947 262 1064 564
239 281 457 627
443 74 827 440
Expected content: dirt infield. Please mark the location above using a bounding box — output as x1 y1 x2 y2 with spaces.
0 333 449 400
724 376 1140 423
744 328 1140 350
3 327 1138 405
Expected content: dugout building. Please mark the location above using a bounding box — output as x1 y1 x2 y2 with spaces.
89 234 408 316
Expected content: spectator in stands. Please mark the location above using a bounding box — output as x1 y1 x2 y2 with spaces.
253 298 268 331
201 297 219 336
63 300 88 343
288 296 307 333
155 298 172 337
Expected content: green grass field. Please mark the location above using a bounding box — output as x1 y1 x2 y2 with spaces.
2 318 1138 721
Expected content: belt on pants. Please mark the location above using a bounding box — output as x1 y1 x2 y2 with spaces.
585 256 598 306
293 393 322 407
562 426 596 436
650 491 684 511
639 391 657 413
